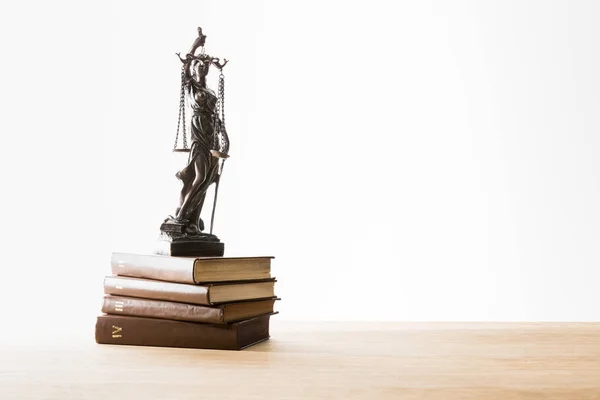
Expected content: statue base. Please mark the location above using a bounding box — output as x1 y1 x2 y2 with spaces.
155 233 225 257
155 219 225 257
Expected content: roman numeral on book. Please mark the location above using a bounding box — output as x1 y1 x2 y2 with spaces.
114 301 124 312
112 325 122 338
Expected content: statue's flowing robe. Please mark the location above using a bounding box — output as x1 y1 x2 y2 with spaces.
175 82 220 225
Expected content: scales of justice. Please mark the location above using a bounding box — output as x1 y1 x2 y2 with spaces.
156 27 230 257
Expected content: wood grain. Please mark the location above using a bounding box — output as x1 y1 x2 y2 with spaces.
1 321 599 399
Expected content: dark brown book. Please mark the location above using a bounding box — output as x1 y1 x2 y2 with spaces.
95 313 273 350
102 295 278 323
111 252 274 284
103 275 276 305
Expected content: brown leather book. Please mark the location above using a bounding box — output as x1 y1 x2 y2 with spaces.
102 295 278 323
111 252 274 283
95 313 273 350
103 275 276 305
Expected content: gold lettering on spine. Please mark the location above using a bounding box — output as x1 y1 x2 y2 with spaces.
114 300 124 312
111 325 122 338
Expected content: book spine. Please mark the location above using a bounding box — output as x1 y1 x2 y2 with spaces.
111 252 195 284
95 315 239 350
102 295 224 324
103 276 211 305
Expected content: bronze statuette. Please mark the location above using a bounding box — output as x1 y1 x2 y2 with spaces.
157 27 230 257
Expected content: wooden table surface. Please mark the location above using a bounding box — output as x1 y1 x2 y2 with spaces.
1 321 599 399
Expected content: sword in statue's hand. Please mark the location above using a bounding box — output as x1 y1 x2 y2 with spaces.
209 150 229 235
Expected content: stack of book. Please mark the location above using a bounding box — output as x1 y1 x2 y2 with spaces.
94 252 277 350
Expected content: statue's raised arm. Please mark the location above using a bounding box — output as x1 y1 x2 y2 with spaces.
188 27 207 56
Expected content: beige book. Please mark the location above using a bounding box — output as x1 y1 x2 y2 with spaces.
104 275 276 305
111 252 274 283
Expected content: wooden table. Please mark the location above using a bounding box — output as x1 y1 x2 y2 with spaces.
1 321 599 399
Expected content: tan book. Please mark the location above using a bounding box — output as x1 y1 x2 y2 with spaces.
102 295 278 324
103 275 276 305
111 252 274 284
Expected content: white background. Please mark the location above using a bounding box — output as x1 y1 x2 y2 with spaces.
0 0 598 329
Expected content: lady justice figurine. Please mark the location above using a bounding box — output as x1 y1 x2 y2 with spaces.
157 27 230 257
